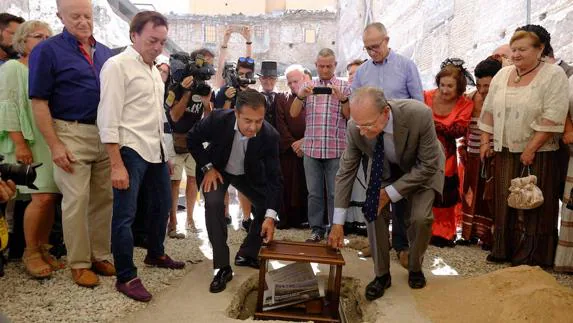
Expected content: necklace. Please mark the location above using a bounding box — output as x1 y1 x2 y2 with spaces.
514 61 541 83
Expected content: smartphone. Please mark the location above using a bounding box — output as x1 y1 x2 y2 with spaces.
312 87 332 95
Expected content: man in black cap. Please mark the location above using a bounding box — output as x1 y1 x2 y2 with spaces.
259 61 280 128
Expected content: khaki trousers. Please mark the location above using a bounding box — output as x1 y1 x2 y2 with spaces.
53 120 113 269
367 187 434 276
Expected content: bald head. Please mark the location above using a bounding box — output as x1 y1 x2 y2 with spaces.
492 44 512 66
493 44 511 58
350 87 391 139
364 22 387 36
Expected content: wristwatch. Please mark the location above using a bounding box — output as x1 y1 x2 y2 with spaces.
201 163 214 173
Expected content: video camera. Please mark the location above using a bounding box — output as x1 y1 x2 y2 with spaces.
169 52 216 96
0 155 42 190
223 62 257 89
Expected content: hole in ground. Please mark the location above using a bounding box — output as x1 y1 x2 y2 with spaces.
225 273 364 321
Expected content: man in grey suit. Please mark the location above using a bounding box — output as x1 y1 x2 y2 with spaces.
328 87 445 301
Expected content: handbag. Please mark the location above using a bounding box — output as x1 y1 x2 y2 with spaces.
172 132 189 154
507 166 544 210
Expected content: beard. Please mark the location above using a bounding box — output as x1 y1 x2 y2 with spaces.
0 33 18 58
0 43 18 59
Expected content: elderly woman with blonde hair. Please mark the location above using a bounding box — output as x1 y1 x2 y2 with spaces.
479 26 569 267
0 20 62 278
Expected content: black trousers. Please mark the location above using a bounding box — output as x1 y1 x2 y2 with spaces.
203 172 267 269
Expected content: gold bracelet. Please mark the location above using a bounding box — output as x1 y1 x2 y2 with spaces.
480 142 490 146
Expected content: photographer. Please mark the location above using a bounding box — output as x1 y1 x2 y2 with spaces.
0 179 16 203
214 25 252 88
214 57 256 110
165 48 214 236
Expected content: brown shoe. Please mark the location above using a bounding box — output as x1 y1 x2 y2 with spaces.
71 268 100 287
92 260 116 276
397 250 409 269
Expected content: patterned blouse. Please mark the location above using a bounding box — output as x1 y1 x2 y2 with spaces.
478 63 569 152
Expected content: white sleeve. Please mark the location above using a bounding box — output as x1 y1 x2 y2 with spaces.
97 58 125 144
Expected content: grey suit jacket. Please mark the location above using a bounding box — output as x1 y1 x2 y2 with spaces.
334 99 445 209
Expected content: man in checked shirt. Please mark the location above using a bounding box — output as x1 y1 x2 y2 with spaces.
290 48 351 242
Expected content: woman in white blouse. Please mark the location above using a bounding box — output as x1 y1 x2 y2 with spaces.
478 26 569 267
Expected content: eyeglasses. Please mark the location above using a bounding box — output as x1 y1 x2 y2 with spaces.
363 40 385 52
355 112 384 131
27 33 50 40
238 57 254 64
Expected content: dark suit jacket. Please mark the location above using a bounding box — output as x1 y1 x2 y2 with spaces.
188 109 282 212
335 99 445 209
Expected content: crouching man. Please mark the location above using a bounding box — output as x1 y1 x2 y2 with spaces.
328 87 444 300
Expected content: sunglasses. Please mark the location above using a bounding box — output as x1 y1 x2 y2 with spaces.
238 57 255 64
440 58 465 69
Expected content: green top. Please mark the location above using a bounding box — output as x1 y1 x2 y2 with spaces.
0 60 59 194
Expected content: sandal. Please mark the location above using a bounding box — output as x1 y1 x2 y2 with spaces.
23 247 52 279
40 244 66 270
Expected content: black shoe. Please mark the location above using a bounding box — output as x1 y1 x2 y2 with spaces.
343 222 355 235
481 243 492 251
365 274 391 301
408 271 426 289
353 222 368 237
234 254 260 269
456 237 478 246
305 232 324 243
486 254 507 263
241 218 252 232
430 236 456 248
209 266 233 293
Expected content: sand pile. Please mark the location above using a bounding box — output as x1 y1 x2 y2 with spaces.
416 265 573 323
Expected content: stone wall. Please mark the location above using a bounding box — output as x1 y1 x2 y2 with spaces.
1 0 130 49
4 0 572 86
167 10 338 75
339 0 573 88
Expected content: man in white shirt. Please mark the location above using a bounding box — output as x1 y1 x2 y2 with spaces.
97 11 184 303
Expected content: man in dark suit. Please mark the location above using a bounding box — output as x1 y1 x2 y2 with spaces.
188 89 281 293
328 87 445 301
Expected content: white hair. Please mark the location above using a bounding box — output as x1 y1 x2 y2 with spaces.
284 64 306 76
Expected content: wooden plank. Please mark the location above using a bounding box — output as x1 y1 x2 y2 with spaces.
259 241 345 265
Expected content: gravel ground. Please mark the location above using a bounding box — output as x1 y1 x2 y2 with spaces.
1 208 571 322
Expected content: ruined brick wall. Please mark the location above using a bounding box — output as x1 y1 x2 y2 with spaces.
167 11 338 76
365 0 573 88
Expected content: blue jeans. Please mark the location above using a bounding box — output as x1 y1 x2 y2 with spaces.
303 156 340 236
111 147 171 283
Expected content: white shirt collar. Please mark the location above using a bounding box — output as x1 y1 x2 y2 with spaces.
382 109 394 135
